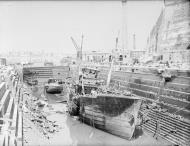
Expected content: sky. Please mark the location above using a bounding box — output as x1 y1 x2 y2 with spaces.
0 1 164 55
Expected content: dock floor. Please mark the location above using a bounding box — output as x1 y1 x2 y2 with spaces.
23 98 172 146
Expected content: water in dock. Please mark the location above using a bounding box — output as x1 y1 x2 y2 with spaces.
22 82 170 146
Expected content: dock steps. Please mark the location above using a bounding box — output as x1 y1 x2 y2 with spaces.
97 67 190 145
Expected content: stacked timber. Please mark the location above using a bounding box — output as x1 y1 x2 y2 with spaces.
97 66 190 145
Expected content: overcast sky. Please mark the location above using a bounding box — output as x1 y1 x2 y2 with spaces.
0 1 164 55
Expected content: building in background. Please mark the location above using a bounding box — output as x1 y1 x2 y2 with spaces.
60 56 76 66
82 51 110 63
2 51 69 66
0 58 6 66
82 50 133 65
130 50 146 60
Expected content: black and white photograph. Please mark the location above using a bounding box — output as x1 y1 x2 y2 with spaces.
0 0 190 145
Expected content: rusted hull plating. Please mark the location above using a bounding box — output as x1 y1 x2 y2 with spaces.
80 94 142 140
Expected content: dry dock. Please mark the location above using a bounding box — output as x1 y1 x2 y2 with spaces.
22 84 170 146
1 65 189 146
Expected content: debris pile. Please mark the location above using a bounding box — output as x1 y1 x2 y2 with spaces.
141 102 185 122
22 89 60 139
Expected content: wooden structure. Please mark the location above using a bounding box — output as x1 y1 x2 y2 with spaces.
0 58 6 66
0 73 23 146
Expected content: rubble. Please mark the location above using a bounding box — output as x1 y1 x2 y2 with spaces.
21 87 61 139
35 100 48 107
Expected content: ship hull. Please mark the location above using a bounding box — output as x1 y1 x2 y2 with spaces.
79 94 142 140
27 80 38 86
45 84 63 94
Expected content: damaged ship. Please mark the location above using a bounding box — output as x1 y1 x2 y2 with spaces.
68 67 143 140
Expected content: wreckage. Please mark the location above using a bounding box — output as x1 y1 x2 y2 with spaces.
44 78 64 94
68 67 142 139
22 88 59 139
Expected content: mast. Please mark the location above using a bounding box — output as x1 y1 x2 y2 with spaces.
80 34 84 61
106 58 114 87
106 35 119 87
122 0 128 52
133 34 136 50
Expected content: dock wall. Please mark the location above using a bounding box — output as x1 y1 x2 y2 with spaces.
97 66 190 145
0 73 23 146
21 65 190 145
23 66 71 83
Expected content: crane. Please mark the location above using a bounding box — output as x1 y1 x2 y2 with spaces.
70 35 84 88
70 35 84 61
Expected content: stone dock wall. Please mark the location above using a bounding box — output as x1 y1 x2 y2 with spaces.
0 71 23 146
22 66 71 83
97 66 190 146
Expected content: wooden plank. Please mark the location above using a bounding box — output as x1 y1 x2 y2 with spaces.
0 90 11 117
10 104 18 146
143 123 189 146
80 115 134 140
143 125 182 145
81 116 105 126
4 132 9 146
147 111 190 133
141 106 190 125
83 113 105 122
140 110 190 145
0 135 5 146
105 127 134 140
4 96 14 119
79 116 105 129
143 118 190 140
17 111 23 146
0 82 6 100
2 95 15 146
